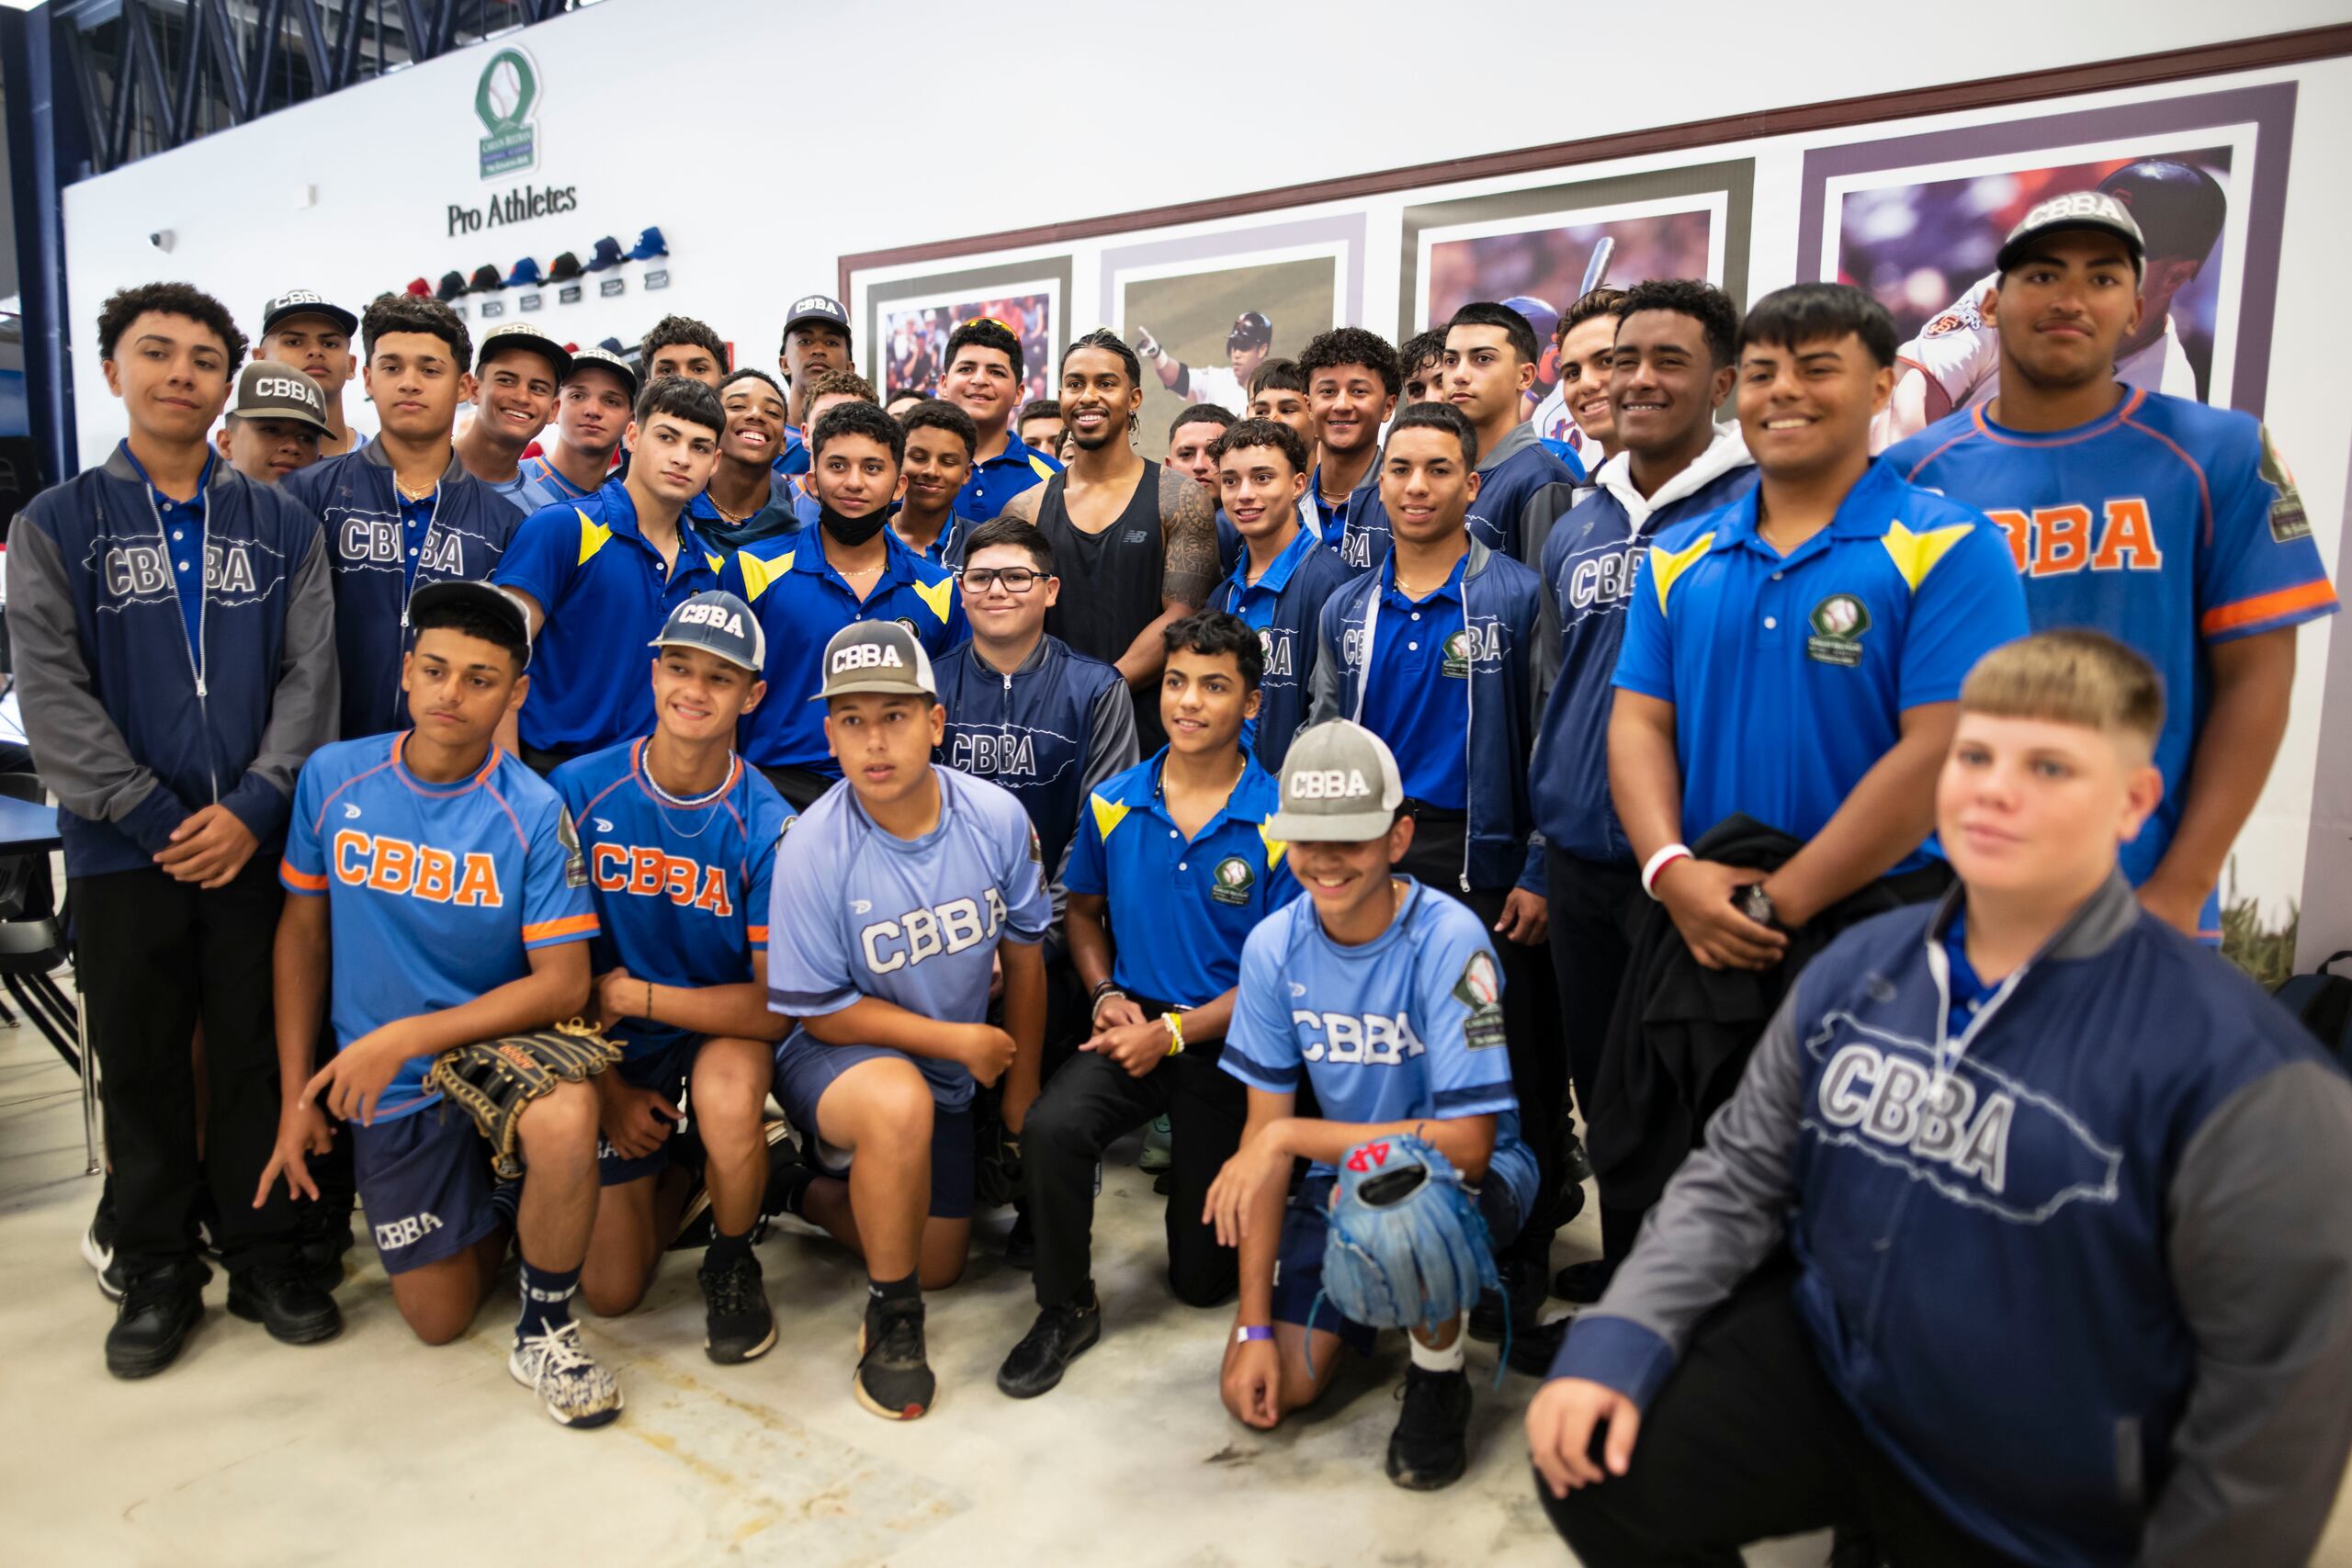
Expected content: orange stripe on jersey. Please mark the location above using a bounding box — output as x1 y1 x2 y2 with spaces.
2200 579 2338 637
280 859 328 893
522 912 599 943
746 924 770 943
2117 409 2213 548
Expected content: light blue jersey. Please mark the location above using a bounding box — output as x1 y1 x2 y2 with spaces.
763 766 1053 1108
1223 878 1538 1213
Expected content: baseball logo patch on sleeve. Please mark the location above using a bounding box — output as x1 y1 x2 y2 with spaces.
1452 952 1507 1051
2259 425 2312 544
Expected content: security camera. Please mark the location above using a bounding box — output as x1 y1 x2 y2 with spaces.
149 230 174 252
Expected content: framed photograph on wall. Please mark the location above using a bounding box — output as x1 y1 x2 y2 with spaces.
859 255 1074 412
1797 82 2297 445
1102 215 1365 455
1398 160 1754 459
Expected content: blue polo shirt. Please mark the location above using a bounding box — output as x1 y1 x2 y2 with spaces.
1356 552 1472 809
1612 459 2029 874
719 526 968 773
772 427 808 477
120 444 216 660
492 480 726 756
1219 524 1355 769
955 431 1060 529
1064 750 1299 1008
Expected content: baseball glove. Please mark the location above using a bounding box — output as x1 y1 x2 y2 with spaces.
425 1020 623 1179
1320 1133 1499 1336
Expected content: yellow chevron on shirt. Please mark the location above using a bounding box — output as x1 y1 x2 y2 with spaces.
735 550 794 603
1880 519 1976 592
1647 531 1716 613
910 575 955 625
1258 825 1288 869
1089 794 1130 842
575 508 612 567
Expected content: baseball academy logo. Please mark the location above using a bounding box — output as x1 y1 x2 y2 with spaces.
475 46 540 179
831 639 908 677
1209 854 1256 907
1806 593 1871 668
1451 953 1507 1051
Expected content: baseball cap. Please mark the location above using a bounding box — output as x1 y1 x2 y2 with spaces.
650 590 765 673
809 621 936 703
405 580 534 668
784 294 852 341
228 361 333 436
260 289 357 338
475 321 572 382
1266 720 1404 842
1995 191 2147 277
564 344 639 398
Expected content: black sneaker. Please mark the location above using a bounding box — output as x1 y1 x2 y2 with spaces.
699 1251 776 1364
1562 1128 1593 1186
227 1263 344 1345
1003 1209 1035 1271
294 1201 355 1293
854 1297 934 1420
1468 1257 1545 1344
1505 1315 1569 1378
995 1295 1102 1399
1554 1258 1618 1304
83 1217 125 1303
1385 1364 1473 1490
106 1260 209 1379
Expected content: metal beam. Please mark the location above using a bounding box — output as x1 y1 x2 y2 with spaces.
198 0 249 127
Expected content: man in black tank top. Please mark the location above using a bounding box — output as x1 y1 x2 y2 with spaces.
999 331 1221 751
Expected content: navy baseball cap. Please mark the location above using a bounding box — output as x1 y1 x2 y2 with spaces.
784 294 852 342
406 581 534 668
475 321 572 382
650 591 765 673
564 344 639 397
1996 191 2146 277
260 289 357 338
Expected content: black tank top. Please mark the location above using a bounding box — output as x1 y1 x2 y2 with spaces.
1038 461 1168 749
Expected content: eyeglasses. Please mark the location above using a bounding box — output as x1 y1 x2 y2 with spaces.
958 566 1044 594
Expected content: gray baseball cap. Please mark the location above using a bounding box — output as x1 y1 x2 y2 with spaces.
229 361 333 436
810 621 937 703
564 344 639 398
1266 720 1404 841
259 288 357 338
650 590 765 673
1996 190 2146 277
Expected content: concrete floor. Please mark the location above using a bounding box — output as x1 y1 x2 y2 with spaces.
5 1008 2350 1568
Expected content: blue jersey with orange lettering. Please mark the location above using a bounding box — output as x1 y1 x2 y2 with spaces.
279 733 598 1120
1886 390 2337 902
549 739 789 1059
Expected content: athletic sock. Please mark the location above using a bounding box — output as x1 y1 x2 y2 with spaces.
1408 1325 1467 1374
704 1225 753 1272
516 1257 582 1340
866 1269 920 1311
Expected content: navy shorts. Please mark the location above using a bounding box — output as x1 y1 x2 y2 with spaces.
351 1102 502 1277
773 1037 977 1220
1272 1171 1524 1354
597 1031 702 1188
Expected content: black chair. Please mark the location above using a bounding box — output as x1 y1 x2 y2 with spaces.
0 770 77 1075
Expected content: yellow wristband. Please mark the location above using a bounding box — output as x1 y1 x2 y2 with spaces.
1162 1010 1185 1055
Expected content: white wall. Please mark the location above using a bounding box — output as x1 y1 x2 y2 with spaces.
52 0 2352 929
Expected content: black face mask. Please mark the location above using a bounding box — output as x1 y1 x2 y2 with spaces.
819 501 890 548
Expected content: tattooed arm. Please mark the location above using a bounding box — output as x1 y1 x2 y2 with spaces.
992 480 1047 527
1103 468 1216 693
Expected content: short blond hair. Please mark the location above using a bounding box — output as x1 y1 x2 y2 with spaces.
1959 630 2163 747
803 367 877 405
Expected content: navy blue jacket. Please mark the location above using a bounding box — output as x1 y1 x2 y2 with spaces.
1529 429 1756 863
1331 467 1392 572
1464 421 1578 559
1555 875 2352 1567
7 446 339 876
1309 539 1545 894
1216 532 1358 773
281 438 524 739
933 633 1138 888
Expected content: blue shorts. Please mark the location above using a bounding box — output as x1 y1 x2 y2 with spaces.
1272 1172 1524 1354
597 1031 702 1188
351 1102 502 1277
772 1037 977 1220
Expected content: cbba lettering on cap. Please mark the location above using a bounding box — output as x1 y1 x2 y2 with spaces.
1293 768 1373 801
253 375 314 403
832 641 907 676
677 602 748 638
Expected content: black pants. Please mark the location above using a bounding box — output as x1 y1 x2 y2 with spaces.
1022 995 1246 1311
758 763 838 813
518 742 577 778
1544 847 1643 1260
1398 810 1565 1266
78 857 297 1277
1542 1258 2031 1567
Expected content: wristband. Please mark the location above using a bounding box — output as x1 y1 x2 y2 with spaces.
1089 978 1123 1004
1090 987 1128 1027
1234 1325 1272 1345
1641 842 1693 900
1162 1010 1185 1056
644 979 654 1022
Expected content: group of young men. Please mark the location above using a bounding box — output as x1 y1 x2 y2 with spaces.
16 180 2352 1560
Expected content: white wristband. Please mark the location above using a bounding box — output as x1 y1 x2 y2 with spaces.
1641 842 1693 899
